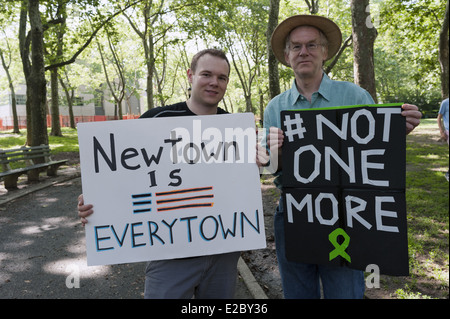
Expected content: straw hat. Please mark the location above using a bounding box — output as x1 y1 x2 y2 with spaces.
271 15 342 66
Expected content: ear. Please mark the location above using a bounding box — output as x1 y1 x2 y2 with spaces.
284 52 291 67
187 69 194 84
322 46 329 62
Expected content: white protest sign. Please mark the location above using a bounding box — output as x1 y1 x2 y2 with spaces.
78 113 266 266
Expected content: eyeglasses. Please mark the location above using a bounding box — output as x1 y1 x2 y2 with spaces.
289 43 322 52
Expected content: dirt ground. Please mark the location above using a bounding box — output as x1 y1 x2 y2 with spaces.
241 176 283 299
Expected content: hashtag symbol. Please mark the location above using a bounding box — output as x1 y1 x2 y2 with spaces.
283 113 307 142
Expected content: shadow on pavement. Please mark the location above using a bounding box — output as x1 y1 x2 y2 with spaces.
0 177 253 299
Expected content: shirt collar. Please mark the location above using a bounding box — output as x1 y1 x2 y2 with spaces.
288 80 301 106
289 72 332 106
318 73 332 102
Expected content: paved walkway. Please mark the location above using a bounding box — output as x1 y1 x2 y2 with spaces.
0 169 267 299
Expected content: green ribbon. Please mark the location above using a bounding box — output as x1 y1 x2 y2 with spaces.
329 228 351 263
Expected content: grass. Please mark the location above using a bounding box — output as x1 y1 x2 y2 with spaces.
363 119 448 299
399 119 449 299
1 120 449 298
0 127 79 170
0 127 79 153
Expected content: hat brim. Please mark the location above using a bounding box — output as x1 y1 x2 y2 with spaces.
271 15 342 66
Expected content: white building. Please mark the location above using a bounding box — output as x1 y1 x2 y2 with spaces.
0 83 144 130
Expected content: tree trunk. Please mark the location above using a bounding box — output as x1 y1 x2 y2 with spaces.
439 0 449 99
351 0 378 103
59 75 76 129
49 3 65 137
50 68 62 136
10 83 20 134
0 50 20 133
267 0 280 99
28 0 48 147
304 0 320 14
147 30 155 110
19 0 32 145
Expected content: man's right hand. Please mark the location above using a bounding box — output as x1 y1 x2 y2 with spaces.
78 194 93 227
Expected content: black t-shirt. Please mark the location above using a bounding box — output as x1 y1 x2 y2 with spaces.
139 102 228 118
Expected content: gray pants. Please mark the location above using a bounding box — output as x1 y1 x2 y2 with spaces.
144 252 240 299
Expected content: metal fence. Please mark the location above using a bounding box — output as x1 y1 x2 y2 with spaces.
0 114 141 131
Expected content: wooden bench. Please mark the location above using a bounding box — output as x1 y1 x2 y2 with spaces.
0 145 68 190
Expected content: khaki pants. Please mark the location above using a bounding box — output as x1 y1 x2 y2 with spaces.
144 252 240 299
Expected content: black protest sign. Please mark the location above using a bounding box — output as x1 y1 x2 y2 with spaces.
281 104 409 276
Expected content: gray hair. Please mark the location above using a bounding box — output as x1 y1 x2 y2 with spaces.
284 26 329 56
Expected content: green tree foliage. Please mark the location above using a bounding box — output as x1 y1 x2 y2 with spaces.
1 0 447 136
376 0 447 113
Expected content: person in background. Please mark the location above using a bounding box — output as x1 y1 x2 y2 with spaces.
437 97 449 181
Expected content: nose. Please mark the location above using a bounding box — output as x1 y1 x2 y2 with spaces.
209 76 219 86
298 46 309 56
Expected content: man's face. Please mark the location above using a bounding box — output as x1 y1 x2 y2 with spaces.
284 26 328 80
188 54 230 108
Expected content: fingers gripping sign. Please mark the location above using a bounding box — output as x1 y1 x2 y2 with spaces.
256 127 284 174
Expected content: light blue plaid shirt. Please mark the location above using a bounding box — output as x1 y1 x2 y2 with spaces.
263 72 375 188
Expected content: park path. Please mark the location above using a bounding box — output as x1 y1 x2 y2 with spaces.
0 176 254 299
0 177 147 298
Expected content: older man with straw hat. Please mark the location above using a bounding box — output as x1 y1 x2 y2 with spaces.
260 15 422 299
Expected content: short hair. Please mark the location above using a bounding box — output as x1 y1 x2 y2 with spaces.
190 49 231 76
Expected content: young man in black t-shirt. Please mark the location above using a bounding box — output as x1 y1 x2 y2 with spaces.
78 49 241 298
